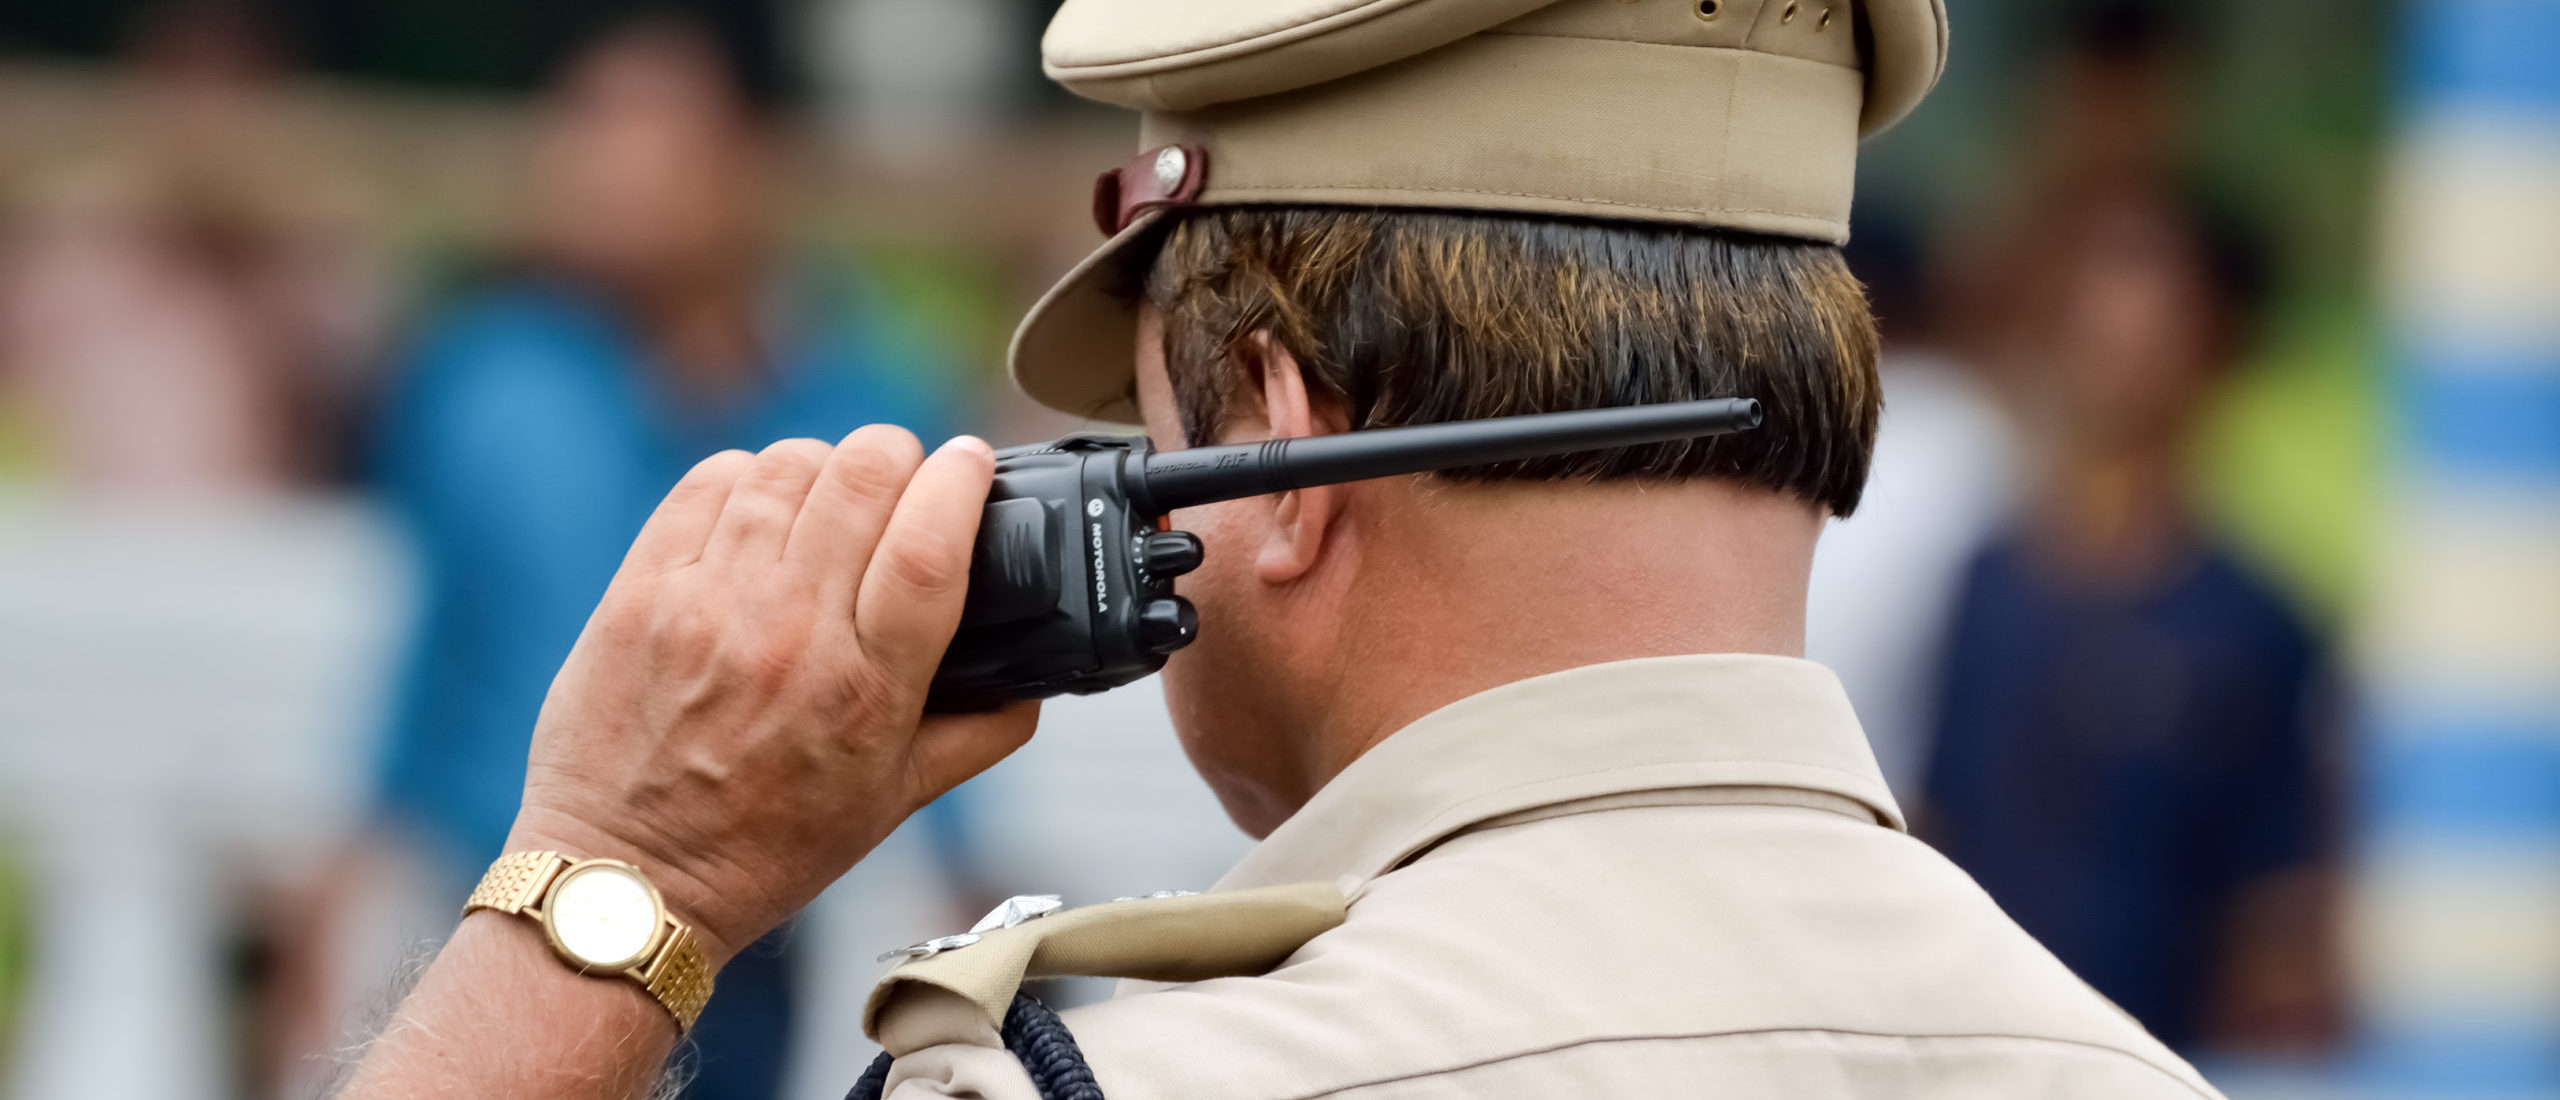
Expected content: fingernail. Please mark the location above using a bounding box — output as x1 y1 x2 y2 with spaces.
946 435 993 458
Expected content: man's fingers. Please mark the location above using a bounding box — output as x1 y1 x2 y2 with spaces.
702 438 835 565
852 436 995 680
623 449 757 573
784 425 926 598
908 702 1041 799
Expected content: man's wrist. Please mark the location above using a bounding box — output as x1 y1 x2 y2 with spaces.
335 907 682 1099
501 809 744 969
456 906 678 1028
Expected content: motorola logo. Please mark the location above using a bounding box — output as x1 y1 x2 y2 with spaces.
1090 520 1109 613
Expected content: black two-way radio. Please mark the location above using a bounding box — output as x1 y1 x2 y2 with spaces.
925 397 1764 711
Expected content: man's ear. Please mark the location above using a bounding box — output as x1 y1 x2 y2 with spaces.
1239 332 1350 584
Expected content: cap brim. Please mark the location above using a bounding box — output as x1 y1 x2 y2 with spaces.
1862 0 1950 135
1009 211 1166 423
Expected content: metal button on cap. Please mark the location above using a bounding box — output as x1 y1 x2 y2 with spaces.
1152 147 1188 190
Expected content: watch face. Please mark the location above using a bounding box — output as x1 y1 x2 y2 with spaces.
543 861 664 970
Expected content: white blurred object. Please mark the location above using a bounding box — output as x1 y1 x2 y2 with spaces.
1804 353 2018 797
778 820 963 1100
804 0 1021 166
0 492 408 1100
953 676 1249 903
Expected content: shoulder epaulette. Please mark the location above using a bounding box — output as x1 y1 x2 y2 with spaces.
863 881 1346 1055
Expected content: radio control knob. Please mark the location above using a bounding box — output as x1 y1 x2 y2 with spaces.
1141 531 1204 577
1135 597 1198 655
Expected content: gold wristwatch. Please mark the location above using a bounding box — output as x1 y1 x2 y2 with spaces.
464 850 715 1030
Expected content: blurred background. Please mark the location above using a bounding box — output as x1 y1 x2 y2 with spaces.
0 0 2547 1098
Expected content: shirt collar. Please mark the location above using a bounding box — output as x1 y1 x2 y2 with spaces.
1215 654 1905 892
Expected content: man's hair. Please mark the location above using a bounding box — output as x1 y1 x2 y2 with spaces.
1137 207 1882 517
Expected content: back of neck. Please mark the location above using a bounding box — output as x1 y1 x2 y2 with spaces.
1304 477 1823 785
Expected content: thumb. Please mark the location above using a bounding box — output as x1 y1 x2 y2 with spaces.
907 702 1041 801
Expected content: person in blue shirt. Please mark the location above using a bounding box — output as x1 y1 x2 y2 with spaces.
1921 184 2343 1058
366 17 957 1099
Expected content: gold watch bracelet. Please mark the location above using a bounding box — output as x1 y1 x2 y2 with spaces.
464 850 716 1030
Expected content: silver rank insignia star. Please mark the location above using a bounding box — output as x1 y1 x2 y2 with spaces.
877 894 1064 964
971 894 1065 933
877 933 979 964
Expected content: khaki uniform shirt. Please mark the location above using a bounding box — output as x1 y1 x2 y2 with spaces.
877 654 2223 1098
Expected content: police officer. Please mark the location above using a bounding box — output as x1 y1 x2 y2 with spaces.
340 1 2226 1097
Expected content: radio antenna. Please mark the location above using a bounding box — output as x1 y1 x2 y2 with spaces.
1132 397 1763 513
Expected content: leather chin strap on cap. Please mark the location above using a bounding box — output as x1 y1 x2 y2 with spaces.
1091 143 1211 236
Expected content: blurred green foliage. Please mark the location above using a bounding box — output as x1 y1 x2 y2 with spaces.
0 847 27 1079
0 400 52 481
2194 298 2385 625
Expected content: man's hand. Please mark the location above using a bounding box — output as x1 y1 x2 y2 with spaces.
507 426 1039 962
337 427 1031 1100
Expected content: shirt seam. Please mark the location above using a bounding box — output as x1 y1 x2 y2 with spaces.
1463 789 1881 833
1286 1027 2218 1100
1317 760 1901 885
1400 757 1897 846
1382 791 1880 879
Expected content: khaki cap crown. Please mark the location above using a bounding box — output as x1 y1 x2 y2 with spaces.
1015 0 1950 420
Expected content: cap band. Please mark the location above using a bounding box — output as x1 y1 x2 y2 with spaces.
1140 33 1863 243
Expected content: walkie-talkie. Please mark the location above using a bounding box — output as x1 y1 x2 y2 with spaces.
925 397 1764 711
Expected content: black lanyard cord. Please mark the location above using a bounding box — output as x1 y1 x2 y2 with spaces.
846 993 1103 1100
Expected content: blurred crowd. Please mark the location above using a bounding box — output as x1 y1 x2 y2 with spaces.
0 0 386 491
0 0 2452 1098
1815 4 2346 1065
